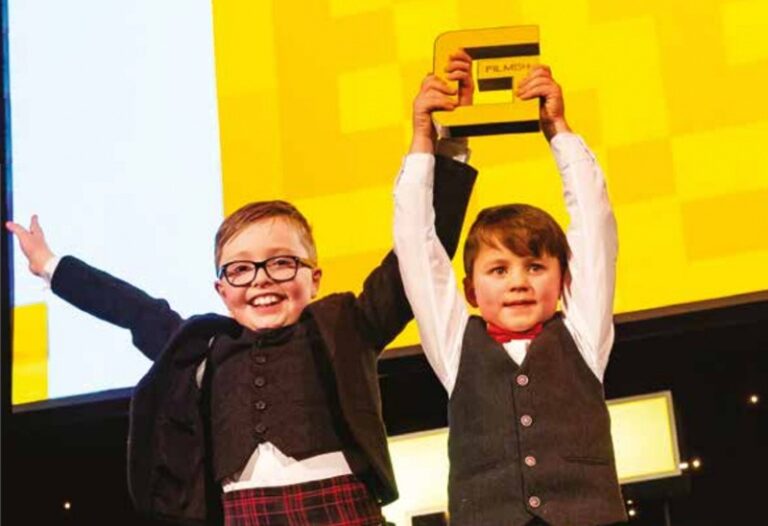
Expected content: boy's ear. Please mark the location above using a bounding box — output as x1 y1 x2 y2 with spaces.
463 276 478 308
561 268 572 296
214 279 225 299
310 268 322 298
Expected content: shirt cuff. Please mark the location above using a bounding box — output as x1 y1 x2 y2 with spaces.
41 255 61 286
550 132 594 172
436 138 470 164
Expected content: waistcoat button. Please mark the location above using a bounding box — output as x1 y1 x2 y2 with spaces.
516 374 529 386
253 354 267 364
255 400 267 411
254 376 266 387
255 423 267 434
524 455 537 467
528 495 541 508
520 414 533 427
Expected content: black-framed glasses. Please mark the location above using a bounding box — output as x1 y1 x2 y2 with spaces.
218 256 314 287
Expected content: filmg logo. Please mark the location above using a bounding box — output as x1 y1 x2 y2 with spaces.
465 44 540 105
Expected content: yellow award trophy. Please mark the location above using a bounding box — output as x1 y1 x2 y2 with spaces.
433 25 540 137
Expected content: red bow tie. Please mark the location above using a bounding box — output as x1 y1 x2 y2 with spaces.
487 322 543 343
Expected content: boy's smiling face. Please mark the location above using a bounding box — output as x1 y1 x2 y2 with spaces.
215 217 321 331
463 240 563 333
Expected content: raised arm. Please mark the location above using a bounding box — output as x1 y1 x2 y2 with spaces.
556 135 617 380
392 52 476 393
7 216 183 361
518 67 618 380
356 53 477 353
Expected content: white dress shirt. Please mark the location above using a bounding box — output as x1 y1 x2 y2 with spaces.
393 132 618 397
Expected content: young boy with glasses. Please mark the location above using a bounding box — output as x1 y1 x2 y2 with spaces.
6 56 477 526
394 65 626 525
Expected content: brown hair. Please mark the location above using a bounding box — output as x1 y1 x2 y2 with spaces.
463 204 570 278
214 200 317 271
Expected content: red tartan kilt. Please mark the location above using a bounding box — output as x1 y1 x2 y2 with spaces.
222 474 384 526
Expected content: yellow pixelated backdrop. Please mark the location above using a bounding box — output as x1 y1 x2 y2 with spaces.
11 304 49 404
213 0 768 350
10 1 768 402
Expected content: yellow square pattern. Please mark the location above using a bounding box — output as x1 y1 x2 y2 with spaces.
212 0 768 343
393 0 460 62
338 64 405 134
12 303 48 405
672 121 768 201
330 0 394 18
722 0 768 64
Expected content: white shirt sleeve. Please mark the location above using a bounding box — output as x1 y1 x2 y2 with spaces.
553 133 618 382
41 255 61 285
393 134 617 392
393 153 469 396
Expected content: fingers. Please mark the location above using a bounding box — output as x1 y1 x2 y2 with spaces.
6 215 44 236
445 70 472 82
416 75 458 111
444 58 472 74
5 215 54 275
417 90 458 112
517 64 553 93
443 50 475 107
445 49 473 77
30 214 42 234
516 65 561 101
420 74 457 95
5 220 30 238
516 77 560 101
447 49 473 64
6 215 45 238
524 64 553 80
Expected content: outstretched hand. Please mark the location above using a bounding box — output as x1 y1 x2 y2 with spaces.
516 65 571 142
5 215 55 276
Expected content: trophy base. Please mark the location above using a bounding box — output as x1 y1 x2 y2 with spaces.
445 119 540 138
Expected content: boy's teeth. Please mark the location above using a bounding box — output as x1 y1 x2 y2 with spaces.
252 295 280 306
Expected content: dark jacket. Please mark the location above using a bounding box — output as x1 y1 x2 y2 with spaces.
51 156 477 524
